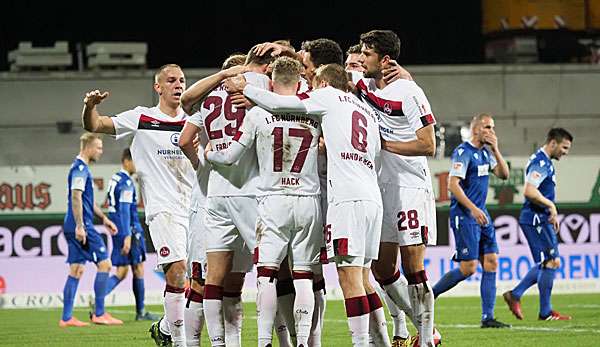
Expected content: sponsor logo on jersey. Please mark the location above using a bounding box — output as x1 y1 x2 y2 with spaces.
170 133 180 147
477 164 490 176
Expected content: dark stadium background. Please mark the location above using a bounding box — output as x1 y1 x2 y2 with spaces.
0 1 484 70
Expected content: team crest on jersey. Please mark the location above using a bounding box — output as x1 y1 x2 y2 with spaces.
383 103 392 115
473 153 479 160
170 133 180 146
159 246 170 257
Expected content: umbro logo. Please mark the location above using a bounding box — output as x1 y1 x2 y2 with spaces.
150 120 160 127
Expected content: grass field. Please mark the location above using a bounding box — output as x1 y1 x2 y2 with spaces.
1 293 598 346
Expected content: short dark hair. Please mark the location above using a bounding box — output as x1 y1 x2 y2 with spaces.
359 30 401 60
546 128 573 144
314 64 350 92
121 148 132 163
301 38 343 67
346 44 362 56
246 44 276 65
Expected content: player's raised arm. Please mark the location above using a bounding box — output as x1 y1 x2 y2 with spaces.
181 64 249 115
179 120 202 170
486 133 510 179
82 90 116 134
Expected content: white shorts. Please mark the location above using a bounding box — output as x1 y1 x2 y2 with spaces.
205 196 257 273
187 207 207 280
255 195 322 271
148 212 188 267
325 200 382 262
380 184 437 246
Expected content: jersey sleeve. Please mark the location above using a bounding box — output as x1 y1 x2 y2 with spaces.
526 159 549 188
71 168 88 191
296 88 330 116
233 110 258 147
244 72 271 90
243 84 311 115
186 111 204 128
401 83 436 131
449 147 470 179
112 107 142 140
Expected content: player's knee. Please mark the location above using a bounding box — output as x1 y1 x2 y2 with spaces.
460 260 478 277
70 264 85 278
544 258 560 269
224 272 246 292
97 259 112 272
483 254 498 272
132 264 144 278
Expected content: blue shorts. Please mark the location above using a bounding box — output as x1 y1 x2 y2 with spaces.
65 228 109 264
520 222 559 264
110 232 147 267
450 215 498 262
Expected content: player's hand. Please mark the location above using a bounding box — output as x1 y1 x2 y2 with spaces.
253 42 290 57
83 90 109 107
470 207 489 226
549 204 559 232
121 235 131 255
103 216 118 235
221 64 249 79
483 134 499 151
383 60 413 84
204 142 213 160
229 92 254 109
224 75 248 94
75 224 87 245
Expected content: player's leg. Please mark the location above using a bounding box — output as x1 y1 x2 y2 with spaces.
106 234 128 294
536 223 570 320
223 272 245 347
432 220 479 298
363 267 391 347
479 224 510 328
107 266 129 294
277 259 297 345
60 262 88 327
131 262 158 320
149 213 189 346
185 207 207 344
374 282 409 343
338 263 370 347
309 265 326 347
503 223 544 320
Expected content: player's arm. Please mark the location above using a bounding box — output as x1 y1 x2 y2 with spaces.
82 90 116 134
71 189 87 244
179 121 203 170
181 65 249 115
485 135 509 179
524 182 558 231
130 192 143 234
117 199 133 255
381 124 436 156
94 202 117 235
448 176 488 226
205 141 248 166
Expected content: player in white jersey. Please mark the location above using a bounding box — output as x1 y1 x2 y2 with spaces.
225 63 390 347
353 30 440 347
206 57 322 347
82 64 195 347
179 48 273 347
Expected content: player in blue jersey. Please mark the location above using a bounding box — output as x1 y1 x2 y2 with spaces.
432 113 511 328
60 133 121 327
104 148 159 321
503 128 573 321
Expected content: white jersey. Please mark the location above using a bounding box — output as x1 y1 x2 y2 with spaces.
352 73 436 189
244 85 381 205
235 106 321 196
186 72 269 197
190 130 210 212
112 106 195 221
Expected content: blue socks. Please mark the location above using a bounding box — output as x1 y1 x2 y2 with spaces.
62 276 80 321
538 267 556 317
512 265 539 300
433 268 468 298
481 271 496 321
133 277 145 314
94 272 109 316
106 275 123 294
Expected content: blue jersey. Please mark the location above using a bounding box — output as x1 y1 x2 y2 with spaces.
520 148 556 225
106 170 143 238
449 141 497 223
63 157 95 233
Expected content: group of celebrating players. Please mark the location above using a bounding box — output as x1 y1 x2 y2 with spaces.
58 28 574 347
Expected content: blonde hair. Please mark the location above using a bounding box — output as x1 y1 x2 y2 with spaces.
80 132 102 149
271 56 302 86
154 63 182 83
313 64 350 91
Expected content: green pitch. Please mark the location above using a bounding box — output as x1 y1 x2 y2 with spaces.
1 293 598 346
